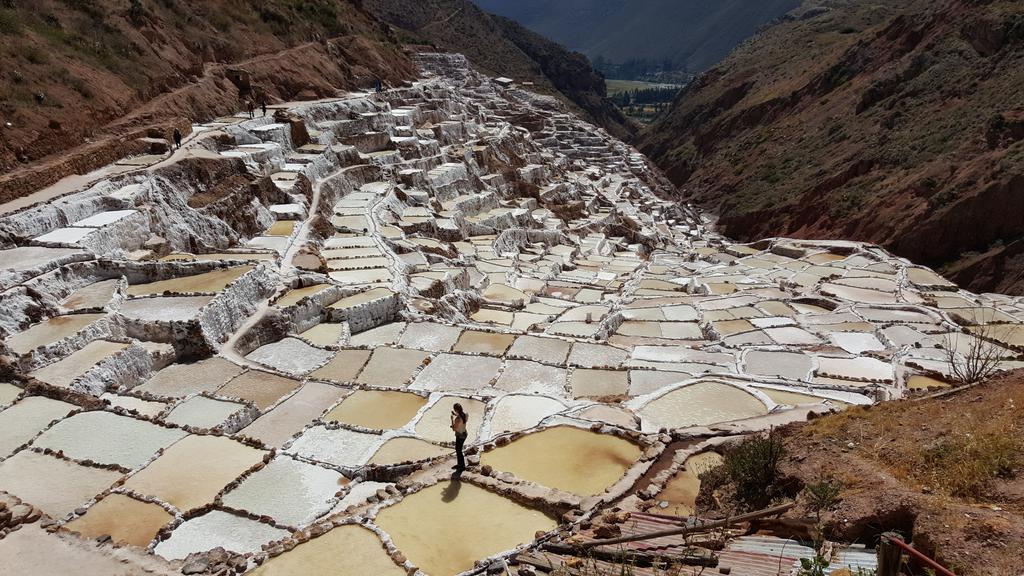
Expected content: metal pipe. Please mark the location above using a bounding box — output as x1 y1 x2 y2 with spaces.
882 534 956 576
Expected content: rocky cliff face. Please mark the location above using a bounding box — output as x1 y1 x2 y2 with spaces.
0 0 414 182
363 0 636 141
638 0 1024 294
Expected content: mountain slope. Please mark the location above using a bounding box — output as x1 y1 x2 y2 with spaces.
638 0 1024 295
0 0 414 194
474 0 800 73
363 0 635 140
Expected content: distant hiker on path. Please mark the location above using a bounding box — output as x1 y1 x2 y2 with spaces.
247 100 254 119
261 98 267 117
375 78 383 94
450 403 468 475
172 127 182 150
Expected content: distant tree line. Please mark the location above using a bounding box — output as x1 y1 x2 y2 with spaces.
593 55 687 82
610 86 681 107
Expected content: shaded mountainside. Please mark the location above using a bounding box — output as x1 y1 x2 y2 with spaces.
638 0 1024 295
0 0 415 193
362 0 635 141
474 0 800 73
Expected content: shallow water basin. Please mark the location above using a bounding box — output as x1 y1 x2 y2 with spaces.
0 451 122 518
355 347 430 388
241 382 348 447
299 323 345 347
375 481 556 576
452 330 515 356
488 395 565 436
245 337 333 375
655 451 723 517
266 221 296 237
222 456 343 527
5 314 105 355
414 396 486 444
323 389 426 430
310 349 372 383
60 279 120 311
570 369 629 398
249 524 404 576
217 370 301 410
119 296 212 322
33 410 187 469
155 510 288 560
638 381 769 432
907 375 950 390
276 284 330 307
164 396 247 430
64 493 172 547
480 426 641 496
29 340 128 388
367 437 449 465
126 265 253 296
0 396 76 457
137 357 244 399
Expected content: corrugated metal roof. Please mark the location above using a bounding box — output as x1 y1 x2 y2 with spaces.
828 545 878 574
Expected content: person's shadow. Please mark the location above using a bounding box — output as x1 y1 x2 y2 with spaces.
441 478 462 503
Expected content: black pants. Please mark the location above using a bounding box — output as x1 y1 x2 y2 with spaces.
454 432 467 471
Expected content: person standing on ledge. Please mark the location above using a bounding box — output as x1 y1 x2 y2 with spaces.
261 98 268 117
451 403 468 476
172 127 182 150
247 100 255 119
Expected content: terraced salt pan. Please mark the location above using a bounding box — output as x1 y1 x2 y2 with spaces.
246 337 333 375
574 404 639 429
34 227 94 245
275 284 330 307
164 396 246 430
743 350 813 381
59 279 120 311
5 313 106 355
118 295 213 322
241 382 348 447
452 330 515 356
299 323 345 346
285 425 382 467
368 437 449 465
757 387 844 407
507 335 571 365
637 381 769 432
64 493 172 547
493 360 567 395
655 451 723 517
488 395 565 436
126 265 253 296
0 451 122 518
33 410 187 469
310 349 372 383
249 524 404 576
375 481 556 576
323 390 426 430
907 375 950 390
0 396 76 457
155 510 289 560
29 340 128 388
410 353 501 391
217 370 301 410
570 368 629 398
829 332 885 354
816 356 893 381
0 383 22 406
414 396 486 444
398 322 461 352
123 435 266 511
223 456 343 527
355 347 430 388
136 357 244 399
481 426 641 496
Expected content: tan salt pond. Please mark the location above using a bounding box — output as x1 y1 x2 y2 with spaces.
758 388 840 407
480 426 641 496
638 381 769 432
367 437 449 465
126 266 253 296
907 375 950 390
267 221 296 237
310 349 372 382
60 279 120 311
355 348 430 388
5 314 105 355
29 340 128 388
323 390 426 430
249 524 404 576
452 330 515 356
217 370 301 410
0 451 122 518
656 451 723 517
299 323 345 346
570 369 629 398
136 357 244 399
276 284 330 307
123 435 266 511
375 481 556 576
64 493 172 547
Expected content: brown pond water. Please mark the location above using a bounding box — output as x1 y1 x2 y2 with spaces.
480 426 641 496
126 266 253 296
655 451 723 517
5 314 105 355
64 493 172 547
249 524 404 576
367 437 449 465
310 349 372 382
323 390 426 430
276 284 330 307
123 435 266 512
375 481 556 576
60 279 120 311
216 370 301 410
29 340 128 388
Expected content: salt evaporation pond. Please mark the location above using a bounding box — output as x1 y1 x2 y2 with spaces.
299 323 345 346
249 524 404 576
136 357 244 399
32 410 187 469
0 396 75 457
240 382 347 447
5 313 105 354
637 381 770 432
323 390 426 430
245 337 333 375
0 451 122 518
488 395 565 436
368 437 449 465
126 265 253 296
375 481 556 576
118 296 213 322
154 510 289 560
60 279 120 311
164 396 246 429
222 456 342 527
29 340 128 388
481 426 641 496
414 396 486 443
64 493 173 547
655 451 723 517
275 284 330 307
310 349 371 382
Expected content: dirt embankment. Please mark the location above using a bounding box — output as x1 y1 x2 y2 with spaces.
701 370 1024 575
0 0 415 201
638 0 1024 295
